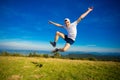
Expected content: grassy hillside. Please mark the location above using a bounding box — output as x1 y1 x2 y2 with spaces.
0 56 120 80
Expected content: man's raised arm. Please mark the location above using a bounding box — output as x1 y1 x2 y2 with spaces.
77 7 93 23
48 21 63 28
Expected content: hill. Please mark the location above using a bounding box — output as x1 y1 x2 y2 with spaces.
0 56 120 80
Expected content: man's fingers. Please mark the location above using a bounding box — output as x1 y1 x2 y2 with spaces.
90 6 94 9
88 6 93 9
48 21 52 24
88 6 93 11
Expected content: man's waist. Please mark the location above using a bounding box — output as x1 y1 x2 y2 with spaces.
68 35 76 41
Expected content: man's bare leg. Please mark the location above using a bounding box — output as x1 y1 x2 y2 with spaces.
54 31 65 42
50 31 65 47
52 43 70 52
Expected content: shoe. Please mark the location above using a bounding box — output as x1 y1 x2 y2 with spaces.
50 41 56 47
52 48 59 53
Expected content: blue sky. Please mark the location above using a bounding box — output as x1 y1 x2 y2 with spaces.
0 0 120 53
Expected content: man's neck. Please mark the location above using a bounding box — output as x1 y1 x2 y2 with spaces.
66 24 70 28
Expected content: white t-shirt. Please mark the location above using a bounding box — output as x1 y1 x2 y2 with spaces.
63 21 78 41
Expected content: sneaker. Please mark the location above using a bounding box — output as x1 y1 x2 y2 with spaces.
50 41 56 47
52 48 59 53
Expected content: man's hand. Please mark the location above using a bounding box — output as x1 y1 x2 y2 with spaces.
48 20 53 24
88 6 93 12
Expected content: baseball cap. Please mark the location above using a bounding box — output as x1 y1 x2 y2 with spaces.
64 18 70 22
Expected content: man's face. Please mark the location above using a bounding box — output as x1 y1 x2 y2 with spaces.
65 20 70 27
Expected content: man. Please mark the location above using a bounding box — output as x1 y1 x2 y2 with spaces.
49 7 93 53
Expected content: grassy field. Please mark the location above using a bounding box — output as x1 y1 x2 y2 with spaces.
0 56 120 80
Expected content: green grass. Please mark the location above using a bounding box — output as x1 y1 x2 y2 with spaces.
0 56 120 80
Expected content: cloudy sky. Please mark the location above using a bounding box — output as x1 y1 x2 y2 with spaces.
0 0 120 53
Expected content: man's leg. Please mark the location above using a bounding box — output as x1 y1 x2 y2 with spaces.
54 31 65 42
50 31 65 47
52 43 70 52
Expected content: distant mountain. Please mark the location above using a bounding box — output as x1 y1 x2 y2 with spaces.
0 49 120 61
62 53 120 61
0 49 51 55
0 49 120 56
65 51 120 56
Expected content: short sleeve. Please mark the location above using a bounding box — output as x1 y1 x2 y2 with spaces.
72 21 78 26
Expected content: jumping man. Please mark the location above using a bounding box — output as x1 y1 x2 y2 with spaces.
49 7 93 53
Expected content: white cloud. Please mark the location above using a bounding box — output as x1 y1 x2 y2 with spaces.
69 45 120 53
86 45 96 47
0 40 52 50
0 40 120 53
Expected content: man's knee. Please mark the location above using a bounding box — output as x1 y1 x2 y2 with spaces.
56 31 60 35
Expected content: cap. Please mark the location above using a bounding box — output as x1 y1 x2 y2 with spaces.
64 18 70 22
